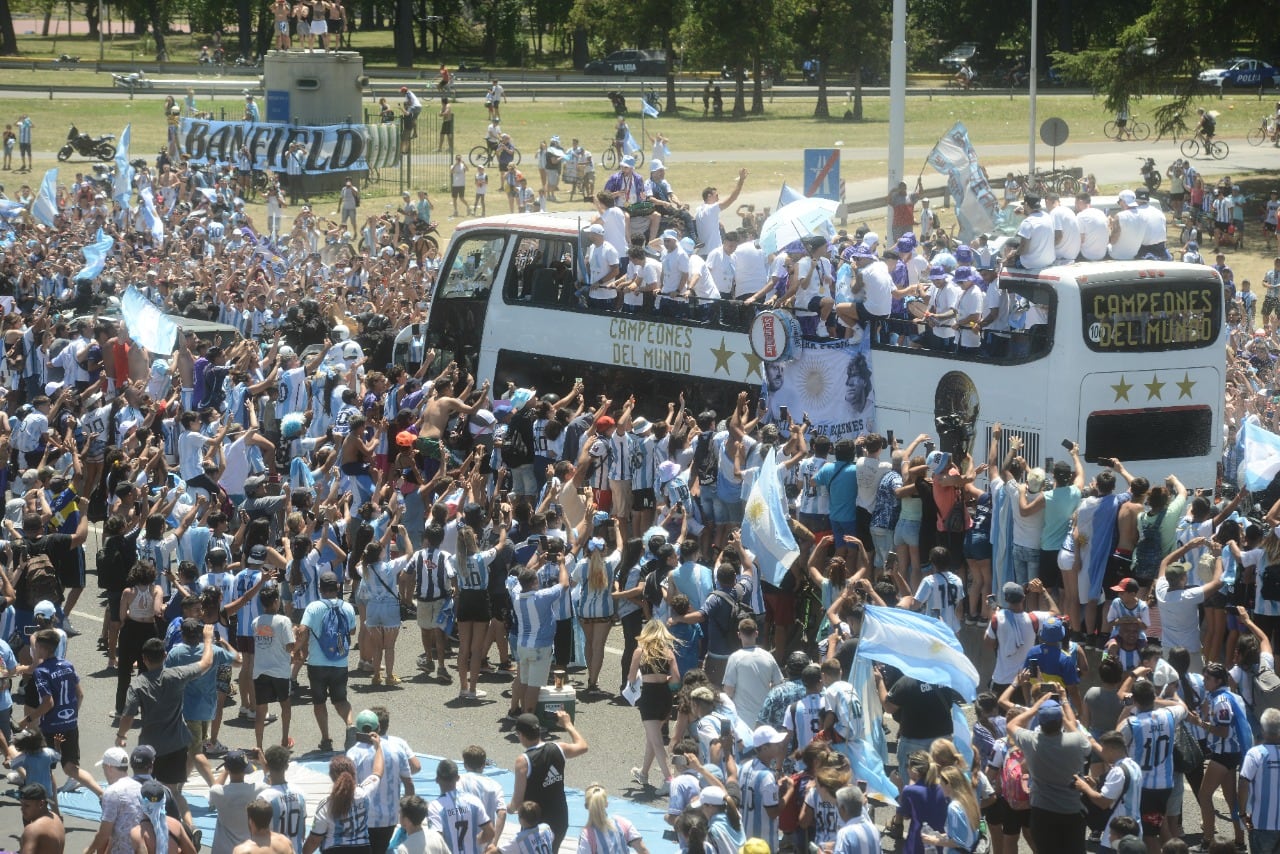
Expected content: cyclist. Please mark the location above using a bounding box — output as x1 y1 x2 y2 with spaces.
484 117 502 162
1195 107 1217 144
953 62 976 90
400 86 423 138
437 65 453 94
1114 104 1131 140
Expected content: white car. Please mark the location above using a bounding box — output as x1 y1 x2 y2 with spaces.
1198 58 1280 89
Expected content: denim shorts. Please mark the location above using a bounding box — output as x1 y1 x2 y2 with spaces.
697 488 719 526
714 497 744 526
1011 544 1039 585
511 464 538 497
363 601 401 628
830 517 858 545
894 518 921 548
870 527 895 567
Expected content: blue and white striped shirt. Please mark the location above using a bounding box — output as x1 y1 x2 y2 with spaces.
738 758 780 850
512 586 564 648
536 562 574 620
1242 743 1280 830
459 549 497 592
347 740 412 828
1100 757 1143 845
1123 706 1185 790
263 783 308 854
833 816 881 854
428 790 490 854
1204 687 1252 755
784 693 826 754
577 815 641 854
505 824 555 854
232 569 263 636
573 555 619 620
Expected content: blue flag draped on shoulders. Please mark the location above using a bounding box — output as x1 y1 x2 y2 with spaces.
738 447 800 587
857 604 980 700
74 228 114 282
121 285 177 355
113 124 134 207
30 168 59 227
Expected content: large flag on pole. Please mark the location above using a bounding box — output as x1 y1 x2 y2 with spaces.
925 122 998 241
1239 419 1280 491
74 228 114 282
738 448 800 587
641 99 659 119
778 182 804 207
856 604 980 700
138 186 164 244
121 285 177 354
113 124 134 206
30 168 59 227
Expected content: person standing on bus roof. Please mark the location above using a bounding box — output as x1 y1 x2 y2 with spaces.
694 168 748 259
657 230 690 319
1014 195 1055 269
1108 190 1145 261
583 224 620 310
1134 188 1169 259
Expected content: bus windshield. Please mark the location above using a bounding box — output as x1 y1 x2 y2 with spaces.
437 234 508 299
1081 276 1220 352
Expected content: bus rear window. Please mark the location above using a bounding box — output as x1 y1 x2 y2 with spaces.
1084 406 1213 462
1081 279 1220 352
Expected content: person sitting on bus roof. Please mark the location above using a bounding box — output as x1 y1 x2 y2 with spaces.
776 235 834 338
919 266 960 352
832 243 893 341
604 156 662 242
1108 189 1145 261
582 223 621 311
1014 195 1055 269
620 246 661 315
656 229 690 319
1134 188 1169 260
740 240 805 307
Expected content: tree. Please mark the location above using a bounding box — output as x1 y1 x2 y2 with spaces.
0 0 16 54
394 0 413 65
791 0 884 118
1051 0 1245 135
571 0 687 113
680 0 751 115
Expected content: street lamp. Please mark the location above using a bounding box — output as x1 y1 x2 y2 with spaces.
1028 0 1038 175
98 0 104 62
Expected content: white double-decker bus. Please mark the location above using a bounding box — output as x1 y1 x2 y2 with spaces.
403 212 1224 484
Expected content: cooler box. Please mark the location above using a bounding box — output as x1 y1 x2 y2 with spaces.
536 686 577 729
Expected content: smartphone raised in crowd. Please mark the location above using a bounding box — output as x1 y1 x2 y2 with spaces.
1027 660 1040 678
1061 438 1075 451
779 405 790 422
886 429 895 447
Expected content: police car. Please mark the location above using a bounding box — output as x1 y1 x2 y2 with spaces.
584 49 667 76
1198 58 1280 89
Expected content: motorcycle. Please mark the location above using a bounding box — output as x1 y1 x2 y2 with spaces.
58 125 116 162
1139 157 1162 192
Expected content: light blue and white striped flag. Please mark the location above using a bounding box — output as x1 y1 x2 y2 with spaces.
113 124 134 206
138 186 164 244
121 284 177 355
623 129 642 156
641 99 659 119
74 228 114 281
1239 419 1280 491
30 168 59 227
739 448 800 587
857 604 980 700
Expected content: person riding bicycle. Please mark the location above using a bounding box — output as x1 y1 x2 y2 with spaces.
437 65 452 92
485 118 502 159
1196 107 1217 140
953 62 976 89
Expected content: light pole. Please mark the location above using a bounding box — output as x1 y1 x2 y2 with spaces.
887 0 906 230
98 0 104 62
1028 0 1038 175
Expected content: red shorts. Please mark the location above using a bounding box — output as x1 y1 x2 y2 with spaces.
593 488 613 512
764 590 796 628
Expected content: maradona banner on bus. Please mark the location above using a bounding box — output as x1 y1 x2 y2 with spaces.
925 122 998 241
178 118 401 174
761 335 874 439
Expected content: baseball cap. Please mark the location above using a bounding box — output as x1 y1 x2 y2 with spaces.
661 228 679 241
594 415 616 431
954 244 974 263
751 725 790 750
926 450 951 475
1037 699 1063 724
223 750 250 772
140 780 169 803
33 600 56 620
130 744 157 768
514 713 542 738
700 786 728 806
583 223 605 235
319 571 342 590
679 236 697 253
1039 615 1066 643
435 758 460 781
355 710 380 733
1118 189 1137 208
1135 187 1150 201
247 544 268 565
1110 577 1139 594
96 747 130 769
244 474 267 492
1002 581 1025 604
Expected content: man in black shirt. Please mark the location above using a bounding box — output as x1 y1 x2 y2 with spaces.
508 711 588 852
8 504 89 630
875 670 963 785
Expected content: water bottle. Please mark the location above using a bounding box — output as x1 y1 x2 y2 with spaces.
921 823 940 854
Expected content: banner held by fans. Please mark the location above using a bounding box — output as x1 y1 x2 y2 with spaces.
179 118 375 174
762 335 874 439
926 122 998 241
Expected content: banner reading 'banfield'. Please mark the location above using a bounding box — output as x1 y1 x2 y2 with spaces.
178 118 401 174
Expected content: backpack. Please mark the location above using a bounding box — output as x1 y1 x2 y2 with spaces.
1261 562 1280 602
96 536 131 592
1001 744 1032 811
710 588 753 650
1250 663 1280 715
20 552 62 606
317 601 351 659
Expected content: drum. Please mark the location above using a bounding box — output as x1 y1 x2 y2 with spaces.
905 296 929 319
749 309 803 363
626 201 656 218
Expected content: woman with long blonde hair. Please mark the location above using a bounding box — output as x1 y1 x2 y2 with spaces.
578 784 649 853
923 765 981 852
572 526 618 694
626 619 679 793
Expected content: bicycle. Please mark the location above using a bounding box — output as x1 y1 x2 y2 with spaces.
1180 133 1229 160
1103 116 1152 141
468 142 522 169
600 141 620 170
1247 117 1278 147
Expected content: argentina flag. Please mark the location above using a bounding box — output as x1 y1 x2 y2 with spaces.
856 604 980 700
738 447 800 587
30 168 59 226
113 124 134 206
74 228 114 281
1239 418 1280 491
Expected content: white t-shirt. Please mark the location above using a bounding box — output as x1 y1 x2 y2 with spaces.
1110 209 1145 260
689 254 720 300
624 257 660 308
586 242 620 298
732 242 769 295
694 202 723 254
1051 205 1081 261
956 284 984 349
1016 210 1055 268
1154 577 1206 652
600 207 628 255
861 261 894 316
1076 207 1110 261
723 646 783 727
1008 483 1044 549
178 429 210 480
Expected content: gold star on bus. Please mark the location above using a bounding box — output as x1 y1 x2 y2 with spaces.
1111 376 1132 402
741 350 763 380
710 337 734 375
1145 374 1165 400
1177 372 1196 399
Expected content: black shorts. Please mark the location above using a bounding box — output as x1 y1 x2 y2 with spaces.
456 589 491 624
1264 295 1280 317
328 17 343 33
452 186 465 200
632 488 656 511
1001 805 1031 835
1139 787 1171 835
1209 750 1242 771
107 590 124 624
1216 220 1231 232
236 635 256 655
1038 549 1064 590
489 589 512 623
1266 222 1277 235
153 746 189 785
45 727 79 766
307 664 349 706
58 549 86 589
254 674 291 705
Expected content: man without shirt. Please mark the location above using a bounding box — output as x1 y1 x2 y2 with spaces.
232 798 294 854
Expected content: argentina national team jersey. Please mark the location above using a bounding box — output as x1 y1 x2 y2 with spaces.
914 571 964 633
233 569 264 636
785 693 826 754
629 434 656 490
264 784 308 854
429 790 490 854
507 824 555 854
607 433 633 481
797 456 831 516
1242 743 1280 830
276 367 308 418
348 740 411 827
738 758 781 850
572 555 619 620
803 784 841 845
536 562 574 620
1123 706 1185 789
576 815 641 853
821 680 865 743
459 549 497 592
1204 688 1252 755
834 815 881 854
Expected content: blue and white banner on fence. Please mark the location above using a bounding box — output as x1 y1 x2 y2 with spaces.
761 336 874 439
31 168 59 227
121 285 177 355
926 122 998 242
74 228 113 282
739 448 800 588
179 118 375 174
113 124 134 207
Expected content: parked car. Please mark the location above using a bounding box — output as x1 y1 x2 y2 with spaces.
940 42 979 72
1198 58 1280 89
584 49 667 76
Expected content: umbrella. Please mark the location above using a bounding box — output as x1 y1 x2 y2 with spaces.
758 196 839 255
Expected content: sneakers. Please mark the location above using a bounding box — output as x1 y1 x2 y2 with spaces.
471 688 487 699
203 739 229 756
631 767 649 788
238 707 255 719
57 777 81 792
261 712 279 724
62 618 81 638
655 778 671 796
417 655 435 674
386 674 402 686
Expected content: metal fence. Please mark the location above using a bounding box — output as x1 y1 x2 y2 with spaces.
362 108 448 197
